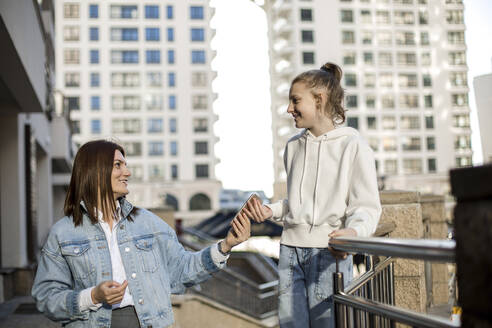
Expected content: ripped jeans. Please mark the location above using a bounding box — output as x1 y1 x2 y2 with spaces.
278 244 353 328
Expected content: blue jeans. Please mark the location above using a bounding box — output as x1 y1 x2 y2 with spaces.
278 244 353 328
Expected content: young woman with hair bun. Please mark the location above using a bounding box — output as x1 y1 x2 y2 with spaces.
244 62 381 327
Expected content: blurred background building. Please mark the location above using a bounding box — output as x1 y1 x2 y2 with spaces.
255 0 472 200
0 0 74 301
55 1 221 223
473 70 492 163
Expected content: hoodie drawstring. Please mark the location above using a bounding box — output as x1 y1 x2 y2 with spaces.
311 137 323 231
299 132 308 204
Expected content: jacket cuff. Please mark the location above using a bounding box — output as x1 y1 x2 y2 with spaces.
68 290 90 320
201 246 222 272
79 287 103 312
265 201 283 220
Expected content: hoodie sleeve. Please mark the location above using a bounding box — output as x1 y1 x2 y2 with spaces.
265 142 291 221
345 140 382 237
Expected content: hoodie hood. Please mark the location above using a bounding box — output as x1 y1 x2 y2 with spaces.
303 127 359 141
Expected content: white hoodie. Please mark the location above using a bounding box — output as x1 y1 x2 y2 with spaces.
267 127 382 248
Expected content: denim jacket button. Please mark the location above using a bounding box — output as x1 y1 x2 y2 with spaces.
138 298 144 304
131 273 137 279
74 248 80 254
120 225 125 230
125 247 130 252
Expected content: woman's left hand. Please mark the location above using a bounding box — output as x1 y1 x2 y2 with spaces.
221 212 251 253
328 228 357 259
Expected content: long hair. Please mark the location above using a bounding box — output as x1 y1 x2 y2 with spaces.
64 140 125 226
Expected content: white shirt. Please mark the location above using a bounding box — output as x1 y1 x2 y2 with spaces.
79 203 229 312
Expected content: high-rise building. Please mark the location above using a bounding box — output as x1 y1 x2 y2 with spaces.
473 72 492 163
256 0 472 199
55 1 221 222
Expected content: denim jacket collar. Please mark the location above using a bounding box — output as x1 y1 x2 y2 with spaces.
79 197 134 222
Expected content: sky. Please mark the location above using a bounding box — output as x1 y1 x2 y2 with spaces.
210 0 492 198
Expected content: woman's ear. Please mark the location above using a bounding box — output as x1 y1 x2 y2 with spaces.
314 92 327 113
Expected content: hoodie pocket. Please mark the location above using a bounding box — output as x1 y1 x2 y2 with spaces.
60 240 95 281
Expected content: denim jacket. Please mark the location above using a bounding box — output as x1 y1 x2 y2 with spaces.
32 198 222 327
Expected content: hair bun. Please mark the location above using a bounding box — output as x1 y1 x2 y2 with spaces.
320 62 342 83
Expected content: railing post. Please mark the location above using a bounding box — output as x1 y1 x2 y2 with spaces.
334 271 347 328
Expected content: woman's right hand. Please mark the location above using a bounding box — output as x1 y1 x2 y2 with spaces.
243 197 272 223
91 280 128 305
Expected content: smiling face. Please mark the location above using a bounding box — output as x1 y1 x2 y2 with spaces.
111 150 131 200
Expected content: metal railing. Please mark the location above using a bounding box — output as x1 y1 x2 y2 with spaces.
330 237 459 328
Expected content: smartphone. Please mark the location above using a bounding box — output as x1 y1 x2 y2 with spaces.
232 193 261 221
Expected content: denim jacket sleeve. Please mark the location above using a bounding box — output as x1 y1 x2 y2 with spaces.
156 220 225 294
31 225 89 323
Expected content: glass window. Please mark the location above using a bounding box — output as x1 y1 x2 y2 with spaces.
449 51 466 65
148 141 164 156
366 95 376 109
448 31 465 45
345 73 357 87
111 28 138 41
171 164 178 180
146 50 161 64
89 4 98 18
111 50 139 64
145 5 159 19
111 72 140 87
91 119 101 134
191 50 206 64
64 26 80 41
380 73 393 88
167 28 174 42
378 52 392 66
453 114 470 128
65 72 80 87
420 32 429 45
454 135 471 150
146 28 160 41
362 31 373 44
421 52 431 66
401 137 421 151
300 9 313 21
446 10 464 24
169 95 176 109
361 10 372 24
342 30 355 44
400 116 420 129
112 95 141 111
419 10 428 24
303 52 315 64
346 95 358 108
195 164 209 178
64 3 80 18
377 31 392 45
90 50 99 64
193 95 208 110
381 95 395 109
168 50 175 64
399 94 419 108
397 52 417 66
167 5 173 19
347 117 359 129
120 142 141 156
427 136 435 150
112 119 141 134
301 30 314 43
341 10 354 23
168 72 176 87
450 72 467 86
452 93 468 107
395 31 415 45
343 51 356 65
89 27 99 41
383 137 397 151
424 95 433 108
456 156 472 167
110 5 138 19
192 72 207 87
193 118 208 133
376 11 390 24
403 159 422 174
146 72 162 87
64 49 80 64
169 118 177 133
190 6 204 19
71 120 80 134
170 141 178 156
363 52 374 65
148 164 164 180
385 159 398 174
90 72 100 87
194 141 208 155
382 116 396 129
67 96 80 110
145 94 163 110
364 73 376 88
367 116 377 130
425 116 434 129
423 74 432 87
394 11 414 25
91 96 100 110
428 158 436 173
398 73 418 87
191 28 205 41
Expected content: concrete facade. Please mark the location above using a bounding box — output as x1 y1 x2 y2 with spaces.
256 0 472 200
473 73 492 163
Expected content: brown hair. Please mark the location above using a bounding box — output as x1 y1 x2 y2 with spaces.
64 140 126 226
291 62 346 125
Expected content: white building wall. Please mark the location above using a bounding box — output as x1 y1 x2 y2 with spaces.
474 73 492 163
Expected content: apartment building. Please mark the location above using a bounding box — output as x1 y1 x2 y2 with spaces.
55 1 221 222
256 0 472 199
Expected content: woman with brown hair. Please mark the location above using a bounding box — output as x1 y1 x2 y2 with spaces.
32 140 250 327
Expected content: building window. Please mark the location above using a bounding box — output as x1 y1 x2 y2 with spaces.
424 95 433 108
446 10 464 24
453 114 470 128
400 116 420 129
112 119 141 134
382 116 396 130
452 93 468 107
377 31 392 46
120 142 141 156
167 28 174 42
171 164 178 180
111 72 140 87
190 6 204 19
346 95 358 108
364 73 376 88
401 137 421 151
301 30 314 43
456 156 472 167
65 72 80 87
343 51 356 65
148 141 164 156
167 5 174 19
367 116 377 130
448 31 465 45
376 11 390 24
147 72 162 87
394 11 414 25
145 94 163 110
193 118 208 133
362 31 373 44
303 52 315 65
383 137 397 151
191 28 205 42
90 50 99 64
341 10 354 23
449 51 466 65
345 73 357 87
420 32 429 45
450 72 467 87
395 31 415 45
149 164 164 180
423 74 432 87
195 141 208 155
384 159 398 174
381 95 395 109
195 165 209 179
397 52 417 66
89 27 99 41
91 96 100 110
169 118 177 133
170 141 178 156
403 159 422 174
64 26 80 41
168 72 176 87
111 28 138 41
111 50 139 64
110 5 138 19
379 73 393 88
112 95 141 111
398 73 418 88
191 50 206 64
427 136 435 151
378 52 392 66
146 28 160 41
67 96 80 111
64 49 80 64
168 50 175 64
90 72 100 87
363 52 374 65
145 5 159 19
64 3 80 18
366 95 376 109
421 52 431 66
428 158 436 173
361 10 372 24
190 193 211 210
146 50 161 64
192 72 207 87
342 31 355 44
169 95 176 109
71 120 80 134
455 135 471 150
425 116 434 129
147 118 163 133
419 10 428 24
89 4 98 18
347 117 359 129
192 95 208 110
399 94 419 108
300 8 313 21
91 119 101 134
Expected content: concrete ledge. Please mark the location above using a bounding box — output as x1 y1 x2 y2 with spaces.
380 190 420 205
